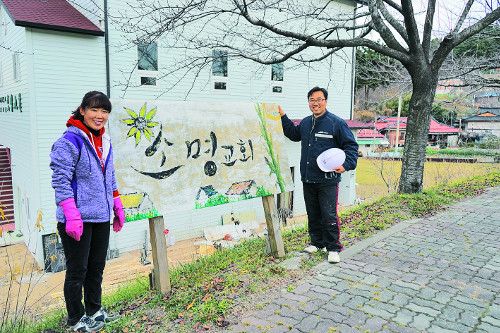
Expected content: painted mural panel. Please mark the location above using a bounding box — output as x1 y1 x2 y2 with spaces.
108 100 294 222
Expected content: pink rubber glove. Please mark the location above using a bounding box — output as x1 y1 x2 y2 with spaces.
60 198 83 241
113 197 125 232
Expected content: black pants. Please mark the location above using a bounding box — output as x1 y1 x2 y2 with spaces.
58 222 110 326
303 182 342 252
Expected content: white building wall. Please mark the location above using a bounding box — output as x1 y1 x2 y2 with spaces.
31 29 107 239
0 9 36 252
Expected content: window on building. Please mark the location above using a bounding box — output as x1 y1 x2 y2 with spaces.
0 61 3 86
12 53 20 81
137 42 158 87
271 61 284 94
212 50 228 91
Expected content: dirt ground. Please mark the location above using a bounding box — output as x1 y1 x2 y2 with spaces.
0 236 212 321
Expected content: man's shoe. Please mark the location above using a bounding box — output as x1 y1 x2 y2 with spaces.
69 315 105 332
328 251 340 263
90 308 121 323
304 245 327 254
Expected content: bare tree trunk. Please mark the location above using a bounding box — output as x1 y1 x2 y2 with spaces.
398 66 438 193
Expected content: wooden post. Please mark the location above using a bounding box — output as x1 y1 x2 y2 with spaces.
261 195 285 258
148 216 171 295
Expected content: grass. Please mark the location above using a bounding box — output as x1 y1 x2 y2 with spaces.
5 170 500 333
125 207 160 223
355 158 499 202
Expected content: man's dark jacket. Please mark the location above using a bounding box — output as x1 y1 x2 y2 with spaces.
281 110 358 183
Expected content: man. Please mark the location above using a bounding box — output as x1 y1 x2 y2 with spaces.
279 86 358 263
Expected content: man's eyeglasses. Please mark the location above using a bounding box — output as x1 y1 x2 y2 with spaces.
308 98 325 104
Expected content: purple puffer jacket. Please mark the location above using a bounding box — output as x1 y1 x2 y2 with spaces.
50 126 117 223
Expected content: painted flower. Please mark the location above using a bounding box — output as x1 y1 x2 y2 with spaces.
121 103 159 146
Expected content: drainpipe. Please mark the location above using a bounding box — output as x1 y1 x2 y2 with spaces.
349 5 357 121
104 0 111 97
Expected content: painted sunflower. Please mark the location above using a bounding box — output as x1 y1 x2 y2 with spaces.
121 103 159 146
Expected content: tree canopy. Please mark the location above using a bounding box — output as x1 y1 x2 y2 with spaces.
453 24 500 59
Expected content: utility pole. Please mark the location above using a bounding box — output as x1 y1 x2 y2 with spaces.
394 95 402 154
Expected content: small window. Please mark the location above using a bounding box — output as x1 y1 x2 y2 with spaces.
140 77 157 86
137 42 158 87
271 62 283 81
271 61 284 94
212 50 228 91
138 42 157 71
212 50 227 77
12 53 20 81
0 61 3 86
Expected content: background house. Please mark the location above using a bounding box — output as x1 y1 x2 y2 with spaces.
356 129 390 156
0 0 358 267
345 119 372 139
461 107 500 138
475 93 500 108
374 116 459 148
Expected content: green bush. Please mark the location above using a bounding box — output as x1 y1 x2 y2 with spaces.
426 147 499 157
478 137 500 149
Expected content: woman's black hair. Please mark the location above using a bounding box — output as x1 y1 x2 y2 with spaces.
72 91 112 121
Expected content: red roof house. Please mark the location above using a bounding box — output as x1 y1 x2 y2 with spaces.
1 0 104 36
357 129 386 138
373 116 459 147
345 119 373 129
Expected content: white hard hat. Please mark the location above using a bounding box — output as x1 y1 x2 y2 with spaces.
317 148 346 172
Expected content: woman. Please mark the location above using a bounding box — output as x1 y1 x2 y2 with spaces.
50 91 125 332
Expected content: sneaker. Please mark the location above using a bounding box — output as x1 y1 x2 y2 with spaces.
90 307 121 323
328 251 340 263
303 245 327 254
69 315 105 332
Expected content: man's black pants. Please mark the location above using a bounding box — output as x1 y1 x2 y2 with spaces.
58 222 109 326
303 182 342 252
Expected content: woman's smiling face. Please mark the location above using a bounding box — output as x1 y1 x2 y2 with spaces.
80 106 110 131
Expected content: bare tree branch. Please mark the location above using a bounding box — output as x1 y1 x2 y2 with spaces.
422 0 437 59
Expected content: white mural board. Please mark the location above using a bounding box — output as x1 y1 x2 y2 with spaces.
108 100 294 222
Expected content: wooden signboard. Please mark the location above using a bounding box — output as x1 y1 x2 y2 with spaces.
108 100 293 294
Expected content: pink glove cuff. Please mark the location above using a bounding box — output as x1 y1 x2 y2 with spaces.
60 198 81 220
60 198 83 241
113 197 125 232
113 197 124 211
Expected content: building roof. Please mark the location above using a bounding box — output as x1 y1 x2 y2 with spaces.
374 116 459 134
462 107 500 122
345 119 373 129
428 118 459 134
225 180 256 196
357 129 385 138
0 0 104 36
462 115 500 122
477 107 500 116
477 93 500 98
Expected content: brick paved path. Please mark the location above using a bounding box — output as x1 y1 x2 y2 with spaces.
227 187 500 333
